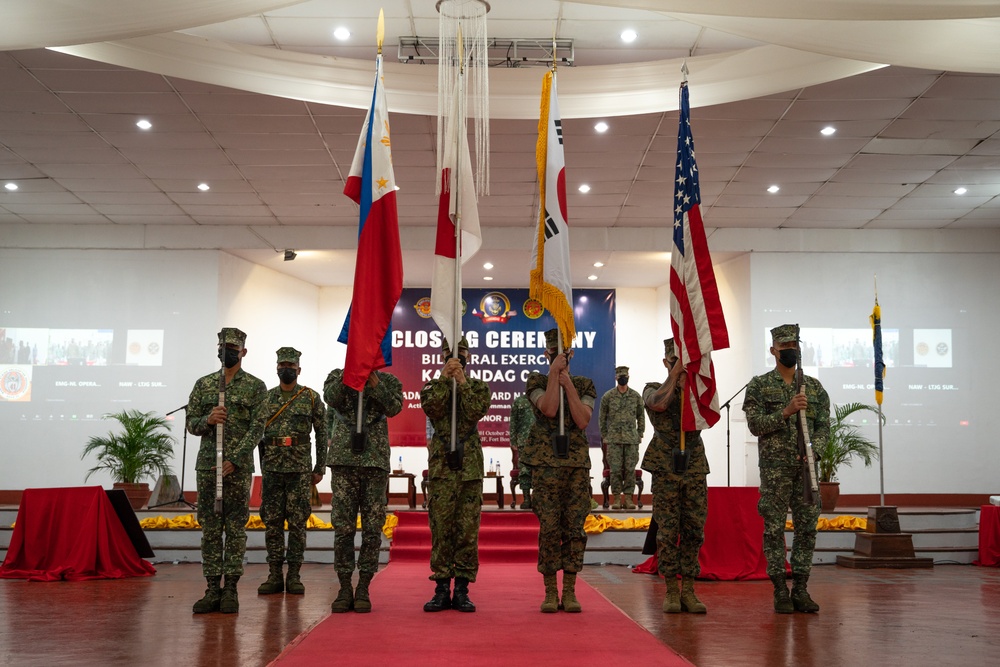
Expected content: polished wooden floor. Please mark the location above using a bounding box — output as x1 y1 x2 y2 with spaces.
0 563 997 666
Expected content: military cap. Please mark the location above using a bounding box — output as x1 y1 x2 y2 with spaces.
615 366 629 375
441 336 469 354
770 324 800 344
663 338 675 359
544 327 560 352
218 327 247 347
275 346 301 363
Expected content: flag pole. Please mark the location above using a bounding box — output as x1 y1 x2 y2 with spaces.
448 25 466 458
551 35 566 438
874 274 884 506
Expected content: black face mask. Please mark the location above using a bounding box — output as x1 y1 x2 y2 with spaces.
617 376 628 386
458 355 467 369
219 347 240 369
277 367 298 384
777 348 798 369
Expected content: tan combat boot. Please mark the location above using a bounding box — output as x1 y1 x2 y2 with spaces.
560 572 582 613
623 495 636 510
611 494 623 510
680 577 707 613
192 576 222 614
257 561 284 595
540 574 559 613
662 576 681 613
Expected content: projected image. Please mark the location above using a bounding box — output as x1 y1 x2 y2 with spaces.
46 329 113 366
126 329 165 367
764 327 900 370
912 329 952 368
0 328 47 365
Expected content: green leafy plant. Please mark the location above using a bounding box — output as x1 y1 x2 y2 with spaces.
82 409 176 484
816 402 882 483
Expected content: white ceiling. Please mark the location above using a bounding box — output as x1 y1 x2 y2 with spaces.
2 0 1000 289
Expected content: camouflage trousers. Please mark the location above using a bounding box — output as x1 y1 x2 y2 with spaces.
758 465 820 577
651 472 708 578
517 454 532 494
427 474 482 581
330 466 388 577
196 468 251 577
607 442 640 495
260 471 312 565
532 466 591 575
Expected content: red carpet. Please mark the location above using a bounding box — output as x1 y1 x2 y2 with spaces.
270 563 693 667
390 510 539 564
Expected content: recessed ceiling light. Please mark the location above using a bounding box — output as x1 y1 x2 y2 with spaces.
594 122 609 133
954 187 968 195
588 274 598 281
820 126 836 136
483 262 493 270
197 183 210 191
621 29 637 43
4 183 17 191
483 275 493 281
767 185 780 193
334 27 351 40
136 119 152 130
578 184 591 193
593 261 604 268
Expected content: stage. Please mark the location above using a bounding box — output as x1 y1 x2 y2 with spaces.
0 562 996 666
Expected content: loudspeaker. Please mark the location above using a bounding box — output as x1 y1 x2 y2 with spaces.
105 489 155 558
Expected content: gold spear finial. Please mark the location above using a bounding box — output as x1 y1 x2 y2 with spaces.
457 23 464 74
377 8 385 55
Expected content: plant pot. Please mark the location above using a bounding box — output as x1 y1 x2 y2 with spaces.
819 481 840 512
113 482 151 510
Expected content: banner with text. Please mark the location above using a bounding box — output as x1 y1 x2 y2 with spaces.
388 287 616 448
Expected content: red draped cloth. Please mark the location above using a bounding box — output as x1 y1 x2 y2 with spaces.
974 505 1000 567
633 486 772 581
0 486 156 581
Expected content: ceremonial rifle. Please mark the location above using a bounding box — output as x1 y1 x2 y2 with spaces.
795 348 819 506
215 361 226 513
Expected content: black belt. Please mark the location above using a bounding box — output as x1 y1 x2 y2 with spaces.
271 435 306 447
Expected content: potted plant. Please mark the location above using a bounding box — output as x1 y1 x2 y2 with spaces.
815 402 882 511
82 409 176 510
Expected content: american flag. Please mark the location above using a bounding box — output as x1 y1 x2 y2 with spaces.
670 81 730 431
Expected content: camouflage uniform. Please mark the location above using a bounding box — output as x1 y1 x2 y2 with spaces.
508 394 535 498
187 330 268 579
260 349 327 568
599 367 645 497
421 356 491 582
640 382 708 579
324 368 403 578
743 330 830 578
523 371 596 576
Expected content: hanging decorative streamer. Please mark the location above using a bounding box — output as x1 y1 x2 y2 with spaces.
437 0 490 196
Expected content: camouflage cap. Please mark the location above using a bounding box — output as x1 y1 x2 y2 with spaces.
441 336 469 354
544 328 560 352
218 327 247 348
615 366 629 375
770 324 800 344
663 338 675 359
275 346 301 364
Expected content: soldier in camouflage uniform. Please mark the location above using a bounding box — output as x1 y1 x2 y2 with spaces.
641 339 709 614
599 365 645 510
523 328 596 614
743 324 830 614
508 394 535 509
257 347 327 596
186 327 268 614
420 336 492 613
324 366 402 613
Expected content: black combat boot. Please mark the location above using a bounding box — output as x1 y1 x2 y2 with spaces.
257 561 284 595
791 573 820 613
219 575 240 614
423 578 452 612
451 578 476 613
771 574 794 614
192 576 222 614
353 572 373 613
330 573 354 613
285 562 305 595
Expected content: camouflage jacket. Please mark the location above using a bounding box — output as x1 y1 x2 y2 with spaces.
521 371 595 469
421 375 491 481
743 369 830 469
640 382 709 475
261 384 327 474
598 386 645 445
508 394 535 454
187 368 268 473
324 369 403 470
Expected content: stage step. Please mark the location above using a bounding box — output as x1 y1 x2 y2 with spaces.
0 505 984 566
